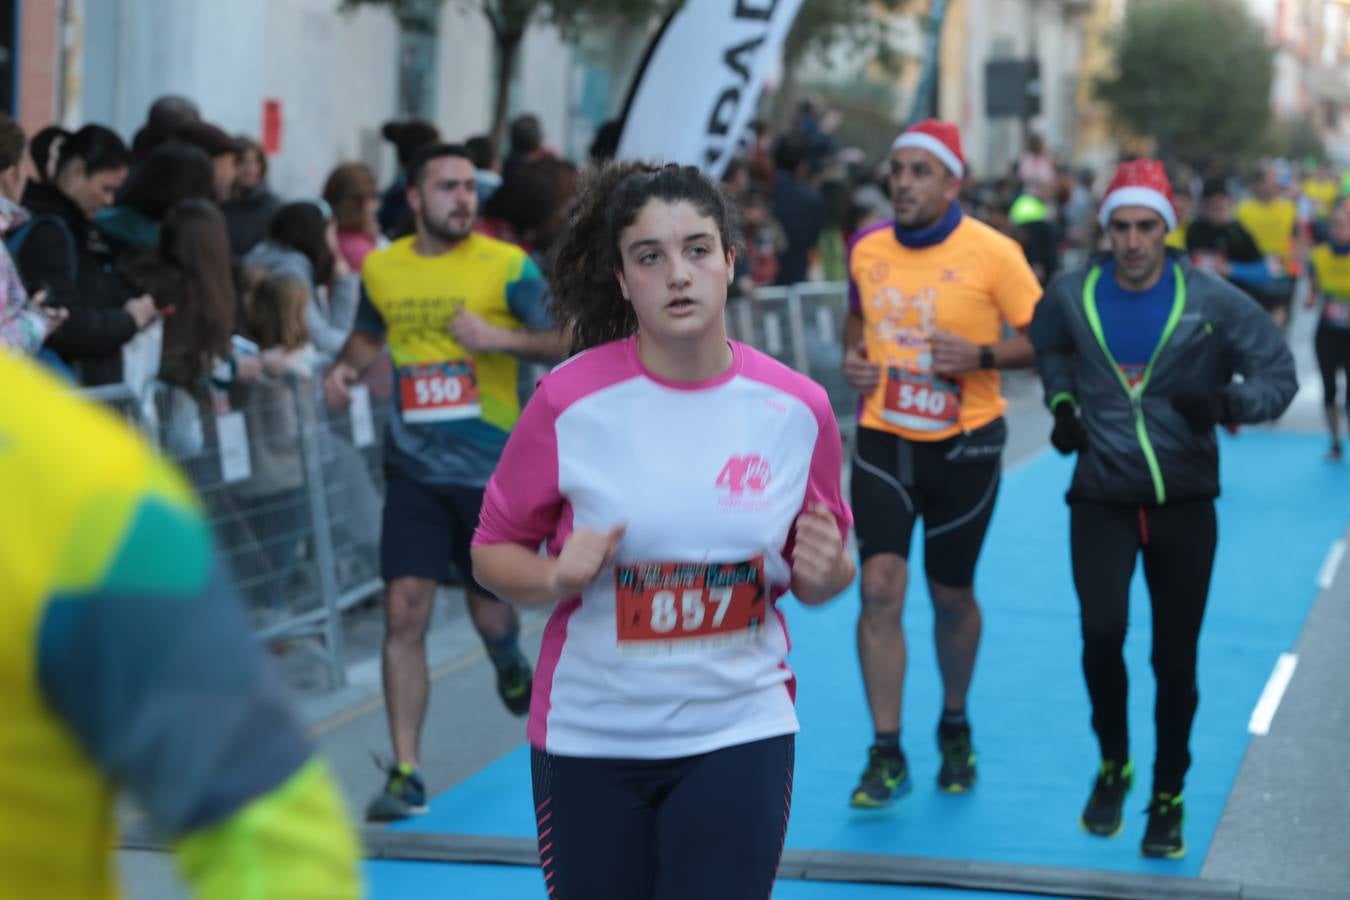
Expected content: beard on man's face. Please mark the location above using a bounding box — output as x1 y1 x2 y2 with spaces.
422 205 475 243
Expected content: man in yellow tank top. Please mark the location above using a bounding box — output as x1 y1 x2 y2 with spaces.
0 352 360 899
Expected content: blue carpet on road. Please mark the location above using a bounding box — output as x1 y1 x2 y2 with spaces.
364 861 1062 900
372 430 1350 897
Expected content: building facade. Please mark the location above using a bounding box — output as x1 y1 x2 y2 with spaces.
1256 0 1350 164
935 0 1094 177
9 0 642 196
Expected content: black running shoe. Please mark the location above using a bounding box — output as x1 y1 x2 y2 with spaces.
936 723 976 793
849 746 911 808
366 760 428 822
495 650 533 717
1141 792 1186 859
1080 760 1134 836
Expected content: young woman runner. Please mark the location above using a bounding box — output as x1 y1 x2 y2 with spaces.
472 162 855 899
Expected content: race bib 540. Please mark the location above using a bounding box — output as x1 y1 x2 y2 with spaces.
882 367 962 431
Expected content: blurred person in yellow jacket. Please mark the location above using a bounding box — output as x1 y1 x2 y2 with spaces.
0 350 361 899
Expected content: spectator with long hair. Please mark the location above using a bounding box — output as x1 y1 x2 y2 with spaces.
95 142 215 258
14 124 157 385
117 198 235 390
245 200 359 361
232 272 320 616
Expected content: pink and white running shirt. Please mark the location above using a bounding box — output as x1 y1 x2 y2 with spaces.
473 337 851 759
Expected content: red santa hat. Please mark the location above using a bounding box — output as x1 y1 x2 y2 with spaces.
891 120 965 179
1098 159 1177 231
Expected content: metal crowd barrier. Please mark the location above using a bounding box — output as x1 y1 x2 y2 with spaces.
81 283 855 692
728 281 854 421
86 370 392 690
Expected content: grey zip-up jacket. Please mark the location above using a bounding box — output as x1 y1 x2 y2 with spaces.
244 241 359 364
1030 253 1297 506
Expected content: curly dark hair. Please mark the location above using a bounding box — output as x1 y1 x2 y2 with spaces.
548 161 742 355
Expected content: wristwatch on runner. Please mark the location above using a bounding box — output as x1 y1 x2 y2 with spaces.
979 345 996 370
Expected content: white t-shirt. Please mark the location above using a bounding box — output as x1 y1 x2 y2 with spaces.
473 337 851 759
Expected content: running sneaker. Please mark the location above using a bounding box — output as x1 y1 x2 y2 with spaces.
366 760 428 822
495 650 533 717
1141 792 1186 859
1080 759 1134 836
1327 444 1343 462
936 723 976 793
849 746 911 808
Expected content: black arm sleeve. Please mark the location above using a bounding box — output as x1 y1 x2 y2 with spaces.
1028 275 1080 409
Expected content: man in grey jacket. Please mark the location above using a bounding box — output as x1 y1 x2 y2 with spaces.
1029 159 1296 859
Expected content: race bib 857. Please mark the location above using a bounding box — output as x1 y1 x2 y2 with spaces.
614 557 767 657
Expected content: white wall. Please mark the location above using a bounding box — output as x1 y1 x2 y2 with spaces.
79 0 654 191
517 22 576 155
433 6 579 156
82 0 400 197
258 0 401 194
434 3 494 142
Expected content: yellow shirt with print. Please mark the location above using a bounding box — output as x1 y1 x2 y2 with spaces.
849 217 1043 442
361 233 545 430
358 232 551 485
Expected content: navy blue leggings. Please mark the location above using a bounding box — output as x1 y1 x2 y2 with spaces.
531 735 795 900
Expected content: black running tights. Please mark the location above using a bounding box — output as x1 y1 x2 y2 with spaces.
1070 500 1217 796
531 735 794 900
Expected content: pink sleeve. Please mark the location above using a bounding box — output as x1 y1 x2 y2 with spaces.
803 402 853 543
473 381 564 548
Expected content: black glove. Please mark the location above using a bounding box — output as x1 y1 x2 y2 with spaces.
1050 400 1088 455
1170 391 1230 434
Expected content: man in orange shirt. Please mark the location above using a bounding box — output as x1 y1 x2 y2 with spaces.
844 121 1043 807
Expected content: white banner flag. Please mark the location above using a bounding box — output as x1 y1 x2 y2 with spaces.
616 0 805 180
